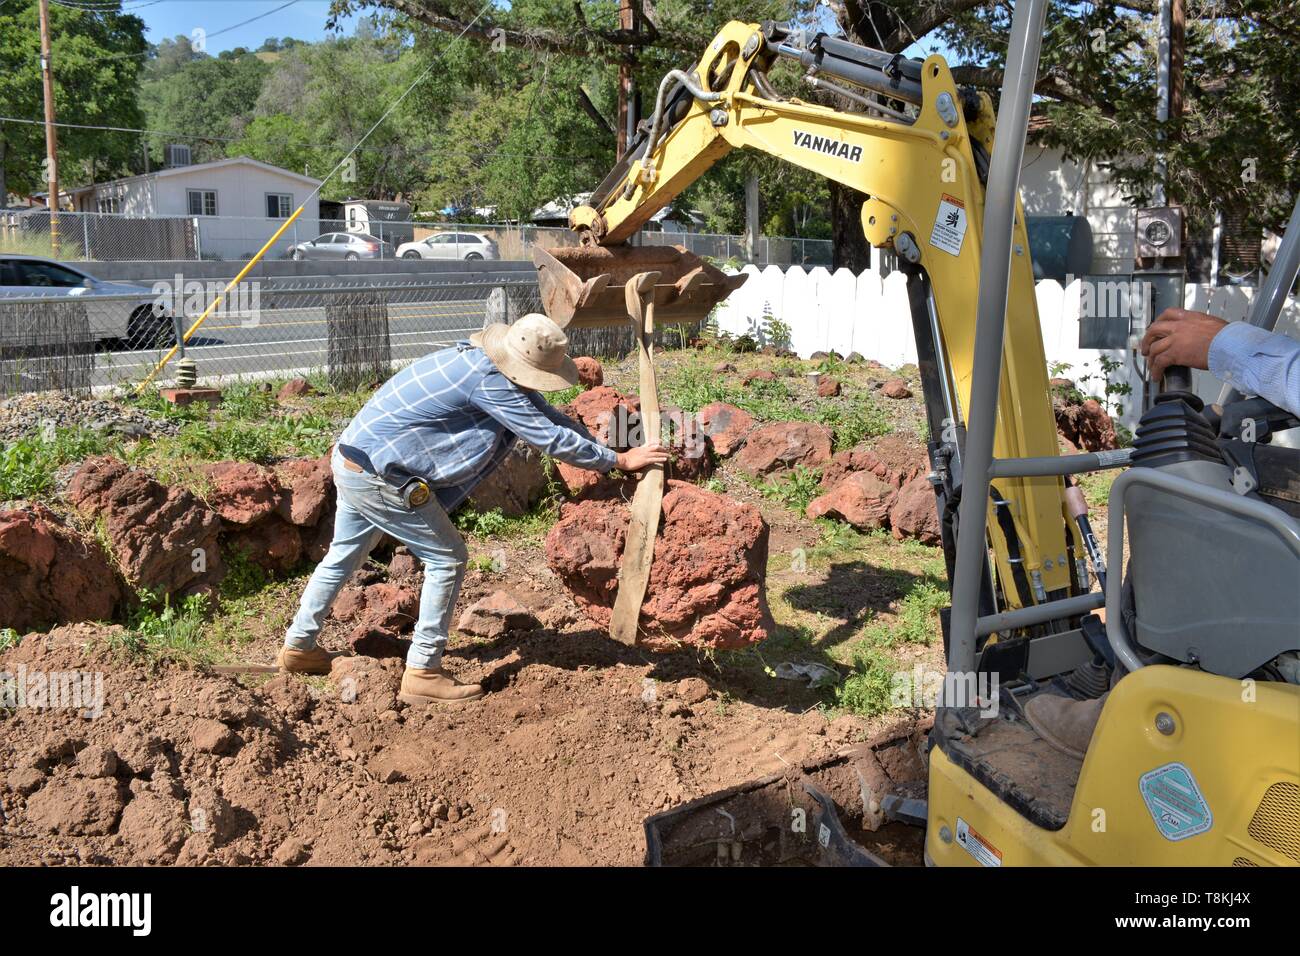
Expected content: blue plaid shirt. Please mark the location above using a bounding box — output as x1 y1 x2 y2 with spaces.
1208 322 1300 417
338 342 616 511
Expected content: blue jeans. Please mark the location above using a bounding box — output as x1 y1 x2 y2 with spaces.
284 448 468 670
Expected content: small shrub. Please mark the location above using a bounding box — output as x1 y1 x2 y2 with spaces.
0 427 114 500
834 645 897 717
454 506 510 537
115 590 212 664
759 466 822 513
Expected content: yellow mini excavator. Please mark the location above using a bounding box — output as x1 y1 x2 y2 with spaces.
533 2 1300 866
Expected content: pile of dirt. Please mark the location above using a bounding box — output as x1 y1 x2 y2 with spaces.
0 620 874 866
544 480 773 650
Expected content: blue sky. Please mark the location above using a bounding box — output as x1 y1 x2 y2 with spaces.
134 1 955 61
135 0 361 53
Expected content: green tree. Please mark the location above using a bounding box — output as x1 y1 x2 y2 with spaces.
137 42 271 166
0 0 148 201
232 22 437 201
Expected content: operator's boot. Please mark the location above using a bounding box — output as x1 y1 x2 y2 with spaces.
399 666 485 706
276 645 339 675
1023 693 1107 760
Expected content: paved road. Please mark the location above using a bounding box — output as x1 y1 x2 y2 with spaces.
92 293 518 387
103 302 486 383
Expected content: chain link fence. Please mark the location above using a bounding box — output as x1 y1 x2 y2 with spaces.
2 210 833 269
0 271 703 396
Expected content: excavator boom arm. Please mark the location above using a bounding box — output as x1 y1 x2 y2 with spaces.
570 20 1078 609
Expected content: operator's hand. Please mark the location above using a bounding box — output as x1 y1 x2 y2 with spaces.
1140 308 1228 382
616 442 670 472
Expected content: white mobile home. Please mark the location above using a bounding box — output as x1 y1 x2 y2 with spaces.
69 156 322 260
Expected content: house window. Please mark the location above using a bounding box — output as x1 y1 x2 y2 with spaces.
266 193 292 218
187 189 217 217
96 194 121 214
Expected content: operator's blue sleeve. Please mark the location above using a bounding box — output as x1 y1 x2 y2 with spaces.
1207 322 1300 417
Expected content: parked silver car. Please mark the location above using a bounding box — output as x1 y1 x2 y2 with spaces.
288 232 394 261
396 232 499 261
0 254 173 350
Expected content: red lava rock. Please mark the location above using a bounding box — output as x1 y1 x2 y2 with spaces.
387 548 422 579
300 508 336 563
573 356 604 389
24 777 125 836
881 378 913 399
555 461 604 496
743 369 777 385
819 435 929 490
277 377 314 401
274 454 333 527
817 376 842 397
1055 396 1118 452
697 401 754 457
544 481 773 651
713 361 736 374
466 442 549 517
734 421 833 476
0 504 123 632
806 472 897 530
332 582 420 656
457 591 539 638
225 516 302 573
66 456 225 597
661 406 713 483
566 387 641 449
889 476 942 545
206 461 283 526
346 625 409 659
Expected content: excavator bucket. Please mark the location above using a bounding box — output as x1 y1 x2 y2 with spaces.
533 244 747 329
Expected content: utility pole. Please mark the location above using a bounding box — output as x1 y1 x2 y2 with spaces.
38 0 60 255
1169 0 1184 145
1154 0 1171 206
617 0 635 159
744 175 760 263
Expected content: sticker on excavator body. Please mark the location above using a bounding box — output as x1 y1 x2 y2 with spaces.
930 193 967 256
1139 762 1213 842
955 817 1002 866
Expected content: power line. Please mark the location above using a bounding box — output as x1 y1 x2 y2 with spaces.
0 115 609 165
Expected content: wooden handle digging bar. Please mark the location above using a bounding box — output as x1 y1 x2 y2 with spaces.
608 271 664 646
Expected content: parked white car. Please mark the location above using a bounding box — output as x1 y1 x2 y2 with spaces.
0 255 173 350
397 232 499 261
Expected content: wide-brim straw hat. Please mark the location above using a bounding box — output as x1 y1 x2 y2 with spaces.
470 314 579 392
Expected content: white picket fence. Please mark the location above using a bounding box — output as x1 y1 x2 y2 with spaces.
713 264 1300 429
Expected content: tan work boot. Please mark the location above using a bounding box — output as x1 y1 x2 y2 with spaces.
1023 693 1107 760
276 645 338 675
399 666 485 706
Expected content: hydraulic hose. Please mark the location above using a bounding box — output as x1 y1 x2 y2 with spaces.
625 70 723 199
